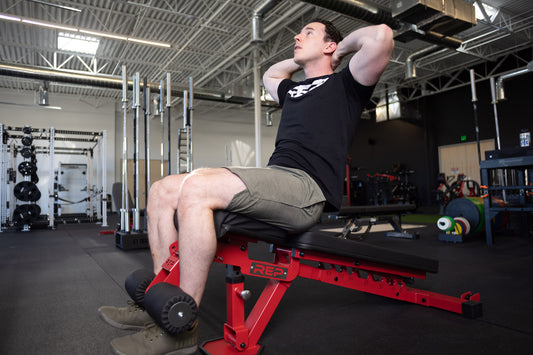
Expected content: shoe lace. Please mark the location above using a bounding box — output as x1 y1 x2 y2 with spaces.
126 300 145 312
142 322 162 341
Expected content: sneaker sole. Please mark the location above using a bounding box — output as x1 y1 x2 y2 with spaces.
111 344 198 355
97 307 147 331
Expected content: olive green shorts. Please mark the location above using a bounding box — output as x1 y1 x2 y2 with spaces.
224 165 325 233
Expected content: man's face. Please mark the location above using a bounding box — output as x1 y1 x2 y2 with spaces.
293 22 329 65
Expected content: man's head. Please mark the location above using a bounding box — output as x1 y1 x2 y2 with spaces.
293 18 342 68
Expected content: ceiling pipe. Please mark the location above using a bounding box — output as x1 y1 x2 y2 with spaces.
0 62 281 106
405 45 441 79
251 0 282 44
495 60 533 100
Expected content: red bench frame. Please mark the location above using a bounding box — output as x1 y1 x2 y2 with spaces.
149 231 481 354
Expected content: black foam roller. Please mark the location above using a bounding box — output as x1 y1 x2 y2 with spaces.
125 268 155 307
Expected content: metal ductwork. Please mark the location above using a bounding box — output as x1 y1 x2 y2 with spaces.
301 0 401 29
405 45 440 79
495 61 533 101
0 62 279 106
301 0 473 50
251 0 282 44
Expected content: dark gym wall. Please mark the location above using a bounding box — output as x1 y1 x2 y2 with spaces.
348 73 532 207
349 118 431 205
426 74 532 149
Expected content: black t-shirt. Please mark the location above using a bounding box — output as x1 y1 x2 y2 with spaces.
267 66 374 211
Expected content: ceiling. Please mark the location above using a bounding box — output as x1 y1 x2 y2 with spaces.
0 0 532 113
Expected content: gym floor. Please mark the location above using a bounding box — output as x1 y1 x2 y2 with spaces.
1 215 532 355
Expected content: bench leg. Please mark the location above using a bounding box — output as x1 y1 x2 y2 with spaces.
201 267 291 354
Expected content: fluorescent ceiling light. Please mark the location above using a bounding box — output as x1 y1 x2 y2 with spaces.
0 12 171 49
58 32 100 55
127 37 171 48
29 0 82 13
0 14 21 22
22 19 77 32
79 29 128 41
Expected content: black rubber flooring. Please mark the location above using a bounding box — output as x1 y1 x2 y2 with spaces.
1 215 532 354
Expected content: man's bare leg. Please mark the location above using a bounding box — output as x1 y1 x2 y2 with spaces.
146 173 188 274
146 168 246 306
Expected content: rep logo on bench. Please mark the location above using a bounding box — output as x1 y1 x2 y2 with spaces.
250 262 288 280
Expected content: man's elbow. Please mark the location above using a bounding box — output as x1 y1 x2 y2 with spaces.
375 24 394 50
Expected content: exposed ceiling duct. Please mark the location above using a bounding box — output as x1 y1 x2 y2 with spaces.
405 45 441 79
251 0 282 44
0 63 278 107
495 61 533 100
301 0 401 29
301 0 474 49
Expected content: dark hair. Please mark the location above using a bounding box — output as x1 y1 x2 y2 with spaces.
309 18 343 44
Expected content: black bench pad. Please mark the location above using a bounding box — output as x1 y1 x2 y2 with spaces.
214 211 438 274
338 203 416 216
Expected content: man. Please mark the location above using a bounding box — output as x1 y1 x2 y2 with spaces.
100 19 394 355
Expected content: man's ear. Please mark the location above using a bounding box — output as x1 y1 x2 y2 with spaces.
324 41 337 55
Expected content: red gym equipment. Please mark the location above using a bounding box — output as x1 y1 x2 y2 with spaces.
137 211 482 354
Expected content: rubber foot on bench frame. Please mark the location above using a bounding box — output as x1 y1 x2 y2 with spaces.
462 300 483 318
200 338 263 355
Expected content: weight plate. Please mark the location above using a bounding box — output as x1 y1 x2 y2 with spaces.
14 181 41 202
28 204 41 217
21 136 33 146
20 147 32 158
13 205 34 225
18 161 37 176
22 126 32 134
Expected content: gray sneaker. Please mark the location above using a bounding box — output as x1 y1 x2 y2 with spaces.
98 300 154 330
110 321 199 355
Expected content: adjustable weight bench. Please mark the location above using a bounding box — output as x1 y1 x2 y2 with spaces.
128 210 482 355
336 203 419 239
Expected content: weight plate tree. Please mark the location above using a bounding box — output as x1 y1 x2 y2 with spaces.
14 125 41 230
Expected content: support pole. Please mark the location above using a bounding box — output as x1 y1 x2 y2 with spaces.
120 65 129 232
469 69 481 163
253 48 262 167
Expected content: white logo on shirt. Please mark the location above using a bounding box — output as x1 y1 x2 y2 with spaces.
288 78 329 98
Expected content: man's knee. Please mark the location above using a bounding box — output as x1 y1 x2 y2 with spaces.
147 175 184 212
177 168 238 213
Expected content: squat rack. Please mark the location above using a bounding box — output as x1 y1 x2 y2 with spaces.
0 124 108 230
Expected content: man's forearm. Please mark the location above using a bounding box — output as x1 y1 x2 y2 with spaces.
263 58 301 81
